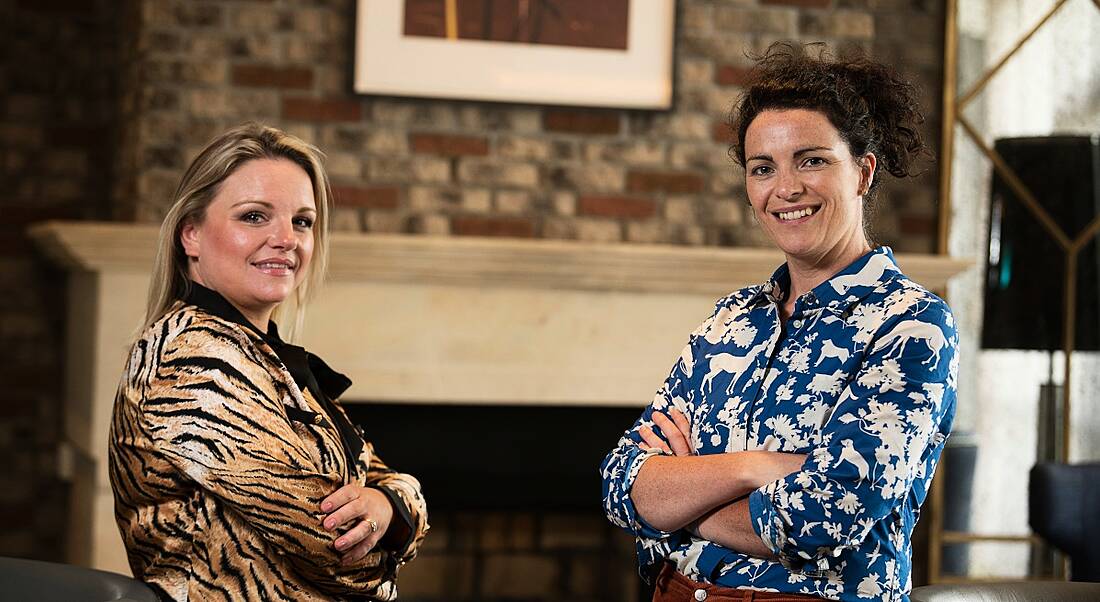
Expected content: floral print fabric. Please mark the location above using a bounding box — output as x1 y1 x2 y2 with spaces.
601 247 958 602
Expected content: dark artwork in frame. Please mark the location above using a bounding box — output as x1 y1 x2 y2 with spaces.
354 0 675 109
403 0 630 50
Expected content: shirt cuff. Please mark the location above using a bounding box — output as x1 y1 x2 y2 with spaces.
748 488 783 555
370 485 416 555
749 484 832 575
625 448 680 540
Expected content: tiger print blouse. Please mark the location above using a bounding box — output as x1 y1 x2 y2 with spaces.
109 286 428 601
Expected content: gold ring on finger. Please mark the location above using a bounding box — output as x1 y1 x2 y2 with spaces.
366 518 378 533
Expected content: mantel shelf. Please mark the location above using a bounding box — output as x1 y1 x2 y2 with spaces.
29 221 972 294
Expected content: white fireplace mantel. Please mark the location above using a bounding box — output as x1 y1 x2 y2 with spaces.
34 220 973 294
30 220 971 572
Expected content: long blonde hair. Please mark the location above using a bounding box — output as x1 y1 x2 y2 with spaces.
143 123 331 340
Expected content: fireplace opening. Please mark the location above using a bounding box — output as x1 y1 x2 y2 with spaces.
344 403 653 602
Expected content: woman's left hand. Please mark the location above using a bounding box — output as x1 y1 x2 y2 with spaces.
638 407 694 456
320 485 394 565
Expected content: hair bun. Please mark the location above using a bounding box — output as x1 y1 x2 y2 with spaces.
730 42 930 197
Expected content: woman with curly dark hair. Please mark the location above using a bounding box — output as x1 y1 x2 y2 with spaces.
602 43 957 601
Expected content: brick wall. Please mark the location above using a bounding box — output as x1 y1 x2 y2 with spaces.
115 0 945 252
865 0 946 250
0 0 121 559
1 0 947 569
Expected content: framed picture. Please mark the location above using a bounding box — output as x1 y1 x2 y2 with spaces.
354 0 676 109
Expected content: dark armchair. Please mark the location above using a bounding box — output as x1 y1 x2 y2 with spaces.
0 556 158 602
1029 462 1100 581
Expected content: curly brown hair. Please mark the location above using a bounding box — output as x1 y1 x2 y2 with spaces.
729 42 929 202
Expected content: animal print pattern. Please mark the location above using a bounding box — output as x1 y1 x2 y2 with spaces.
601 248 958 602
109 303 428 601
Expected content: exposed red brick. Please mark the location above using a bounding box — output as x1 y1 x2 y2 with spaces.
46 126 102 146
715 64 753 87
0 502 38 529
410 133 489 156
19 0 95 12
627 171 705 195
0 396 36 418
0 205 85 253
282 97 361 122
232 65 313 89
0 356 52 384
762 0 830 7
451 216 535 238
543 109 620 135
578 196 656 219
712 121 734 144
0 370 57 392
332 185 400 209
900 215 936 236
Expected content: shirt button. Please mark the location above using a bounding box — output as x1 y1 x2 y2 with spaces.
694 589 708 601
792 319 803 329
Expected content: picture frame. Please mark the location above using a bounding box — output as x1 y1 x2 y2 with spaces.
354 0 676 109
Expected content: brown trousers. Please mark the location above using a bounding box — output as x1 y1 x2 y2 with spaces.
652 563 829 602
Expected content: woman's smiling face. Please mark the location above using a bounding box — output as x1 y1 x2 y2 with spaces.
744 108 875 271
180 158 317 329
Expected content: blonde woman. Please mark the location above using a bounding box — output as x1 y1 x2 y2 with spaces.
109 123 427 601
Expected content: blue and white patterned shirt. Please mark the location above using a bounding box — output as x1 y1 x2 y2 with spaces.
601 247 958 602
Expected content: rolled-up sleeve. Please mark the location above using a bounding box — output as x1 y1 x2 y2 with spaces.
600 391 678 540
601 336 701 573
749 301 958 572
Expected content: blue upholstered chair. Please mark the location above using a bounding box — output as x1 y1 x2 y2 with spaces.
1029 462 1100 581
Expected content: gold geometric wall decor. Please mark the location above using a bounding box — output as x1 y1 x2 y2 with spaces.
932 0 1100 582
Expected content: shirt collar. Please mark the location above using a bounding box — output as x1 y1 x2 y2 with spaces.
744 247 902 315
184 281 273 338
183 282 352 401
